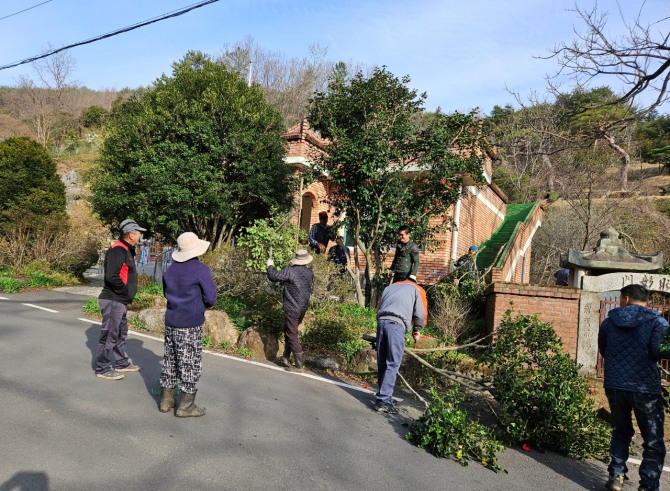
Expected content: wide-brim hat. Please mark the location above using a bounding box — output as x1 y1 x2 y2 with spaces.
172 232 210 262
289 249 313 266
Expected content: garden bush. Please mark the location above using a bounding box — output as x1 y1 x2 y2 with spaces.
303 302 376 352
0 276 23 293
483 308 610 459
0 212 100 277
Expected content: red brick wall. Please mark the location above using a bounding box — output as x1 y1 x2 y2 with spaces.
485 283 581 358
284 123 547 285
401 184 506 284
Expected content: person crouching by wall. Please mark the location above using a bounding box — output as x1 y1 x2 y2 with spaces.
267 249 314 372
159 232 217 417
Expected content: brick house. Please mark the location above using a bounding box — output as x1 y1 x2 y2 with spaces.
284 119 544 285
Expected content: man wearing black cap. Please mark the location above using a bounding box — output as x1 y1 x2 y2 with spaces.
95 219 146 380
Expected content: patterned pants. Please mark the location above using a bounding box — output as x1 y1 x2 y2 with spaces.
160 325 203 395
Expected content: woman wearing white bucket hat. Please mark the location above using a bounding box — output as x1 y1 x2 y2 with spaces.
267 249 314 372
159 232 217 417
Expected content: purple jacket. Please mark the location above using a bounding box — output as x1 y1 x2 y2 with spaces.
163 258 217 328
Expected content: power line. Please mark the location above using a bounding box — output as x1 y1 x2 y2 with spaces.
0 0 221 72
0 0 54 22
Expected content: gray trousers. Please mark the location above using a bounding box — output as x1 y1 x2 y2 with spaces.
95 299 130 374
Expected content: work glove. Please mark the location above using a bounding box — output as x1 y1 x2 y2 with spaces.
267 258 274 267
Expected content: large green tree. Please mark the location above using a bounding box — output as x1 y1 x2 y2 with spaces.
309 66 485 305
637 112 670 167
0 136 66 223
89 51 292 246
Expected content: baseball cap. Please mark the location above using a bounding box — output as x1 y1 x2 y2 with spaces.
119 219 147 234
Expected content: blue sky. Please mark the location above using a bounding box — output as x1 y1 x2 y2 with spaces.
0 0 667 115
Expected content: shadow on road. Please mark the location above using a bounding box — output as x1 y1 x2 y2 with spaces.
84 324 163 406
506 446 606 488
0 471 49 491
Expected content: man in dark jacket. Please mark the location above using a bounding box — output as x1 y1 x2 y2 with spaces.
388 225 420 283
95 219 146 380
267 249 314 372
455 245 479 279
598 284 669 491
308 211 331 254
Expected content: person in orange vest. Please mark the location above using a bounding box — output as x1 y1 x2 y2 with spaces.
373 279 428 413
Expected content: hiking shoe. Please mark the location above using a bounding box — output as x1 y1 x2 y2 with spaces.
96 370 124 381
116 364 141 372
276 356 291 368
373 401 398 414
605 474 625 491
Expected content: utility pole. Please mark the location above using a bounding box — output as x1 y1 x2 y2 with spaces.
246 60 253 87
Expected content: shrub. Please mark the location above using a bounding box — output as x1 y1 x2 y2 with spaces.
82 297 102 316
82 105 109 128
309 253 358 304
0 212 100 277
128 280 164 311
406 386 504 472
203 244 268 298
129 293 155 311
215 295 252 331
483 308 610 459
336 339 367 363
303 302 376 351
20 261 77 288
207 248 284 335
235 346 254 357
138 279 163 295
129 315 148 331
428 286 473 343
0 276 23 293
0 137 66 222
237 214 306 272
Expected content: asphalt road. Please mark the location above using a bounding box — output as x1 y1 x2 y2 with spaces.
0 289 667 491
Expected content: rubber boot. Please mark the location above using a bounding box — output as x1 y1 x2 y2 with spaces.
159 388 175 413
286 352 304 372
175 392 206 417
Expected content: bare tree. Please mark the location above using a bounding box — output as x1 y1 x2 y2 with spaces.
217 37 334 127
490 91 580 200
12 46 79 147
547 3 670 116
541 3 670 190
